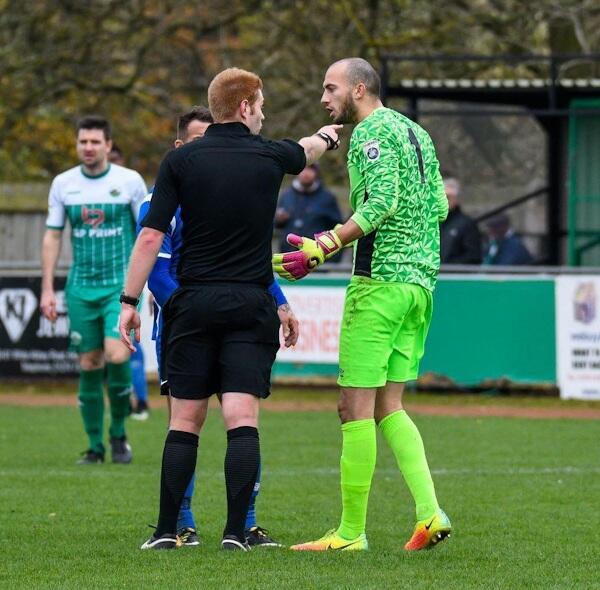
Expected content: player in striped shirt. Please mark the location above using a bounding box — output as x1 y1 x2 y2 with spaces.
41 116 147 465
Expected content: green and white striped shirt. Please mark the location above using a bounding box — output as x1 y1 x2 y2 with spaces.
46 164 147 287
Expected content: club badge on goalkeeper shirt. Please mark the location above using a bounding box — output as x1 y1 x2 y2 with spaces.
363 140 380 161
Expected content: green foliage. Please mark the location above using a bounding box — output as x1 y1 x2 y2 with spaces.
1 401 599 588
0 0 262 179
1 0 599 182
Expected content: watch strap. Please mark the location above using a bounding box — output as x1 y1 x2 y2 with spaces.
119 292 140 306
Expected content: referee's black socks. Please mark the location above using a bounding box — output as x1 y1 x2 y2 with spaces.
223 426 260 541
155 430 199 537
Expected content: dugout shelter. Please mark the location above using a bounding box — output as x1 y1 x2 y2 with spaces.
379 54 600 266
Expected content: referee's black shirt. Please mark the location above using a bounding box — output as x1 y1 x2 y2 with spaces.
141 122 306 286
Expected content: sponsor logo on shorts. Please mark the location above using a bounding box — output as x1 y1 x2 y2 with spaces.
70 331 82 347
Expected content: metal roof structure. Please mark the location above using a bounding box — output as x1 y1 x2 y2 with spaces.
380 54 600 264
381 53 600 109
396 78 600 88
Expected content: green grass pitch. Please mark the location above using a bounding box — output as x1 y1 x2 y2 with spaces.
1 400 599 589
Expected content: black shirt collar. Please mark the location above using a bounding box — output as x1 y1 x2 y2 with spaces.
205 122 251 136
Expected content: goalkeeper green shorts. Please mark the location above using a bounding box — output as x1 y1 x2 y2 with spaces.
338 277 433 388
65 284 123 353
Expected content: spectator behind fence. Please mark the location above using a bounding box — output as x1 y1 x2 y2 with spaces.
483 213 533 265
440 177 482 264
275 162 343 262
108 143 125 166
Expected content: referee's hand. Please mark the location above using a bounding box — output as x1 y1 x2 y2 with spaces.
119 305 141 352
316 124 343 150
278 303 299 347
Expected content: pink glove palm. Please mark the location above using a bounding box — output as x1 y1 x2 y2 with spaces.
272 231 342 281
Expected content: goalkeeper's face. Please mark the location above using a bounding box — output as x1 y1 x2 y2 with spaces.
321 65 358 124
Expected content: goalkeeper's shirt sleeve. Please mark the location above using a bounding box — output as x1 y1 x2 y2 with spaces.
422 134 448 221
434 176 448 222
350 133 400 235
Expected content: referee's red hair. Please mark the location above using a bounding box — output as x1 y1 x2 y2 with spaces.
208 68 263 122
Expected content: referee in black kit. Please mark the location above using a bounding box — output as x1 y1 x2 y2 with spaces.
118 67 342 551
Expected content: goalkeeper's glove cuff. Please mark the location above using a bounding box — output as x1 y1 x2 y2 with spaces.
314 229 343 259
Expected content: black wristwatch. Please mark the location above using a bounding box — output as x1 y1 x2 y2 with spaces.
314 131 340 151
119 292 140 306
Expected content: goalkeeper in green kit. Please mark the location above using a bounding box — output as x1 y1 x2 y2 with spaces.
273 58 452 551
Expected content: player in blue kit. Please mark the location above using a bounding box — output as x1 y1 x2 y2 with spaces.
137 106 296 547
108 143 150 421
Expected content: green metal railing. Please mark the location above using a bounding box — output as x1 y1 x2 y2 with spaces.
568 99 600 265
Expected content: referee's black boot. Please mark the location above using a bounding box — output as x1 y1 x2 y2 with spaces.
141 533 179 550
221 534 250 551
245 526 282 547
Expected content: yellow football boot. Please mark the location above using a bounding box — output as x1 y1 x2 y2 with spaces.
404 509 452 551
290 529 368 551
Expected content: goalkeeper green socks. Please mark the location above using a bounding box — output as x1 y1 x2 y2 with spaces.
106 361 132 439
379 410 439 521
337 419 377 540
78 368 105 454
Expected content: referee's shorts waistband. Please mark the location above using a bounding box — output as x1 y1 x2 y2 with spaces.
177 280 269 291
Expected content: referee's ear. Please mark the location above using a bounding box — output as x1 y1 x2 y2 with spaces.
174 139 184 148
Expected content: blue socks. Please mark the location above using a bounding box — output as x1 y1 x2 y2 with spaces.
176 473 196 531
173 456 263 532
130 345 148 404
245 462 261 530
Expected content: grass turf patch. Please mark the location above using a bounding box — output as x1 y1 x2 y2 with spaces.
0 405 599 589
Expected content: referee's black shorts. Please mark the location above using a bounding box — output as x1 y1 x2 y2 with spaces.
161 284 280 400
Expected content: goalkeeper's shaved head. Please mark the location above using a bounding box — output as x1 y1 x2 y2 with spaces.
322 57 383 124
332 58 381 98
